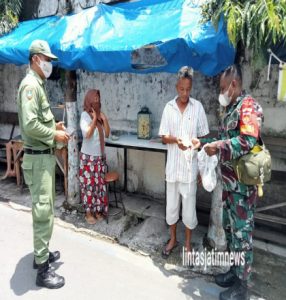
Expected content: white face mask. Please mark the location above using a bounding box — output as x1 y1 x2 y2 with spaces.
218 83 233 107
37 58 53 78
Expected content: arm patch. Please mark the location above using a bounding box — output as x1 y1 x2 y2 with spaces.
239 97 259 138
23 86 36 101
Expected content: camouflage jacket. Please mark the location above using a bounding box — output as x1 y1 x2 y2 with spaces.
201 93 263 196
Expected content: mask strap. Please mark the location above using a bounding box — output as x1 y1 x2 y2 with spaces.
225 81 234 102
33 55 42 67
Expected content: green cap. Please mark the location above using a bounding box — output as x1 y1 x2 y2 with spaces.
29 39 58 60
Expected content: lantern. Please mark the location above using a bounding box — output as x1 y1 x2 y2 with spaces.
137 106 152 139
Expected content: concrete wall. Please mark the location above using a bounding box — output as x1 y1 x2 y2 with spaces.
241 63 286 138
1 63 285 197
76 70 219 198
0 0 285 198
0 64 26 139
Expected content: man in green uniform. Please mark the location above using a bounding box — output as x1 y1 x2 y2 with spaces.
193 65 263 300
17 40 70 289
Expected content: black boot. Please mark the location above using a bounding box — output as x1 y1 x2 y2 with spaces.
33 251 60 269
36 260 65 289
219 277 248 300
215 267 236 287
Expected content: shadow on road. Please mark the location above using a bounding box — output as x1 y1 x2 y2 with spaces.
10 253 40 295
10 252 64 296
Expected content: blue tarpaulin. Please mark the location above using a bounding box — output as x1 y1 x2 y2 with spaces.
0 0 235 75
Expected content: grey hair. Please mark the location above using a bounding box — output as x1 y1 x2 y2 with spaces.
177 66 194 80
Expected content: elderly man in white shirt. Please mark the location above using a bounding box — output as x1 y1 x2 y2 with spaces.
159 66 209 258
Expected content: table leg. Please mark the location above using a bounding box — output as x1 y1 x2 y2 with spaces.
14 150 23 186
63 148 68 197
165 152 167 200
12 141 23 186
124 147 127 192
1 142 14 180
55 148 68 197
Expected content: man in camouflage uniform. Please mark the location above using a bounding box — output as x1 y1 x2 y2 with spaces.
17 40 69 289
193 65 263 300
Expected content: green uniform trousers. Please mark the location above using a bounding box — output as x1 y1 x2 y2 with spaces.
22 153 56 265
223 189 257 282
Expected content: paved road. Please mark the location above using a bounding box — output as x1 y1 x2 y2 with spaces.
0 202 223 300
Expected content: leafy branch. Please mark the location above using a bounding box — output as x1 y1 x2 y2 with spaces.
200 0 286 55
0 0 23 36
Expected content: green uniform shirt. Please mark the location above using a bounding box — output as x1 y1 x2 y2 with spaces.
17 69 56 150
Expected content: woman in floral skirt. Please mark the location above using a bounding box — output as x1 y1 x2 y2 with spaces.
79 89 110 224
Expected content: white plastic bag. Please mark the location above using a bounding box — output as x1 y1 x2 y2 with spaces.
181 136 195 171
184 147 195 171
198 146 218 192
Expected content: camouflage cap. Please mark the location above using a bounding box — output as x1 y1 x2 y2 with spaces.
29 40 58 60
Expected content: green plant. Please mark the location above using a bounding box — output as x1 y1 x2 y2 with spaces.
0 0 22 36
200 0 286 55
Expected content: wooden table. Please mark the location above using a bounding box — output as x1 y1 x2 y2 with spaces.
2 139 68 195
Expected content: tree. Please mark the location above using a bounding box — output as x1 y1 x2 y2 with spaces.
200 0 286 57
0 0 23 36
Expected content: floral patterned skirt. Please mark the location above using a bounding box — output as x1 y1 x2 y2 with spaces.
79 152 108 214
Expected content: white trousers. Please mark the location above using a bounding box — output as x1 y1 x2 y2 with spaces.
166 181 198 230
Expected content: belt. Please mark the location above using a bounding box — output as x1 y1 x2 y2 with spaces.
24 148 55 155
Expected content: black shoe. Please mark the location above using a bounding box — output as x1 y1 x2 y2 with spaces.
215 268 237 288
36 260 65 289
33 251 61 269
219 278 248 300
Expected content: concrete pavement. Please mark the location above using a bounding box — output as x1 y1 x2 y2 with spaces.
0 170 286 300
1 202 224 300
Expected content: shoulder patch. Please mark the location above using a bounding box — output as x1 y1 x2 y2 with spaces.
239 96 259 138
25 87 34 100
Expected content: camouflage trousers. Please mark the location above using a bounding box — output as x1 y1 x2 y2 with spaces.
222 188 257 281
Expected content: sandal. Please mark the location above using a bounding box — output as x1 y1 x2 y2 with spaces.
95 212 104 221
85 215 97 225
161 239 179 259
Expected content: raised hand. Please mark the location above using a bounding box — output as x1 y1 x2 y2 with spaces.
191 138 201 150
91 108 97 123
177 138 188 151
204 142 219 156
56 121 66 131
100 111 107 122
